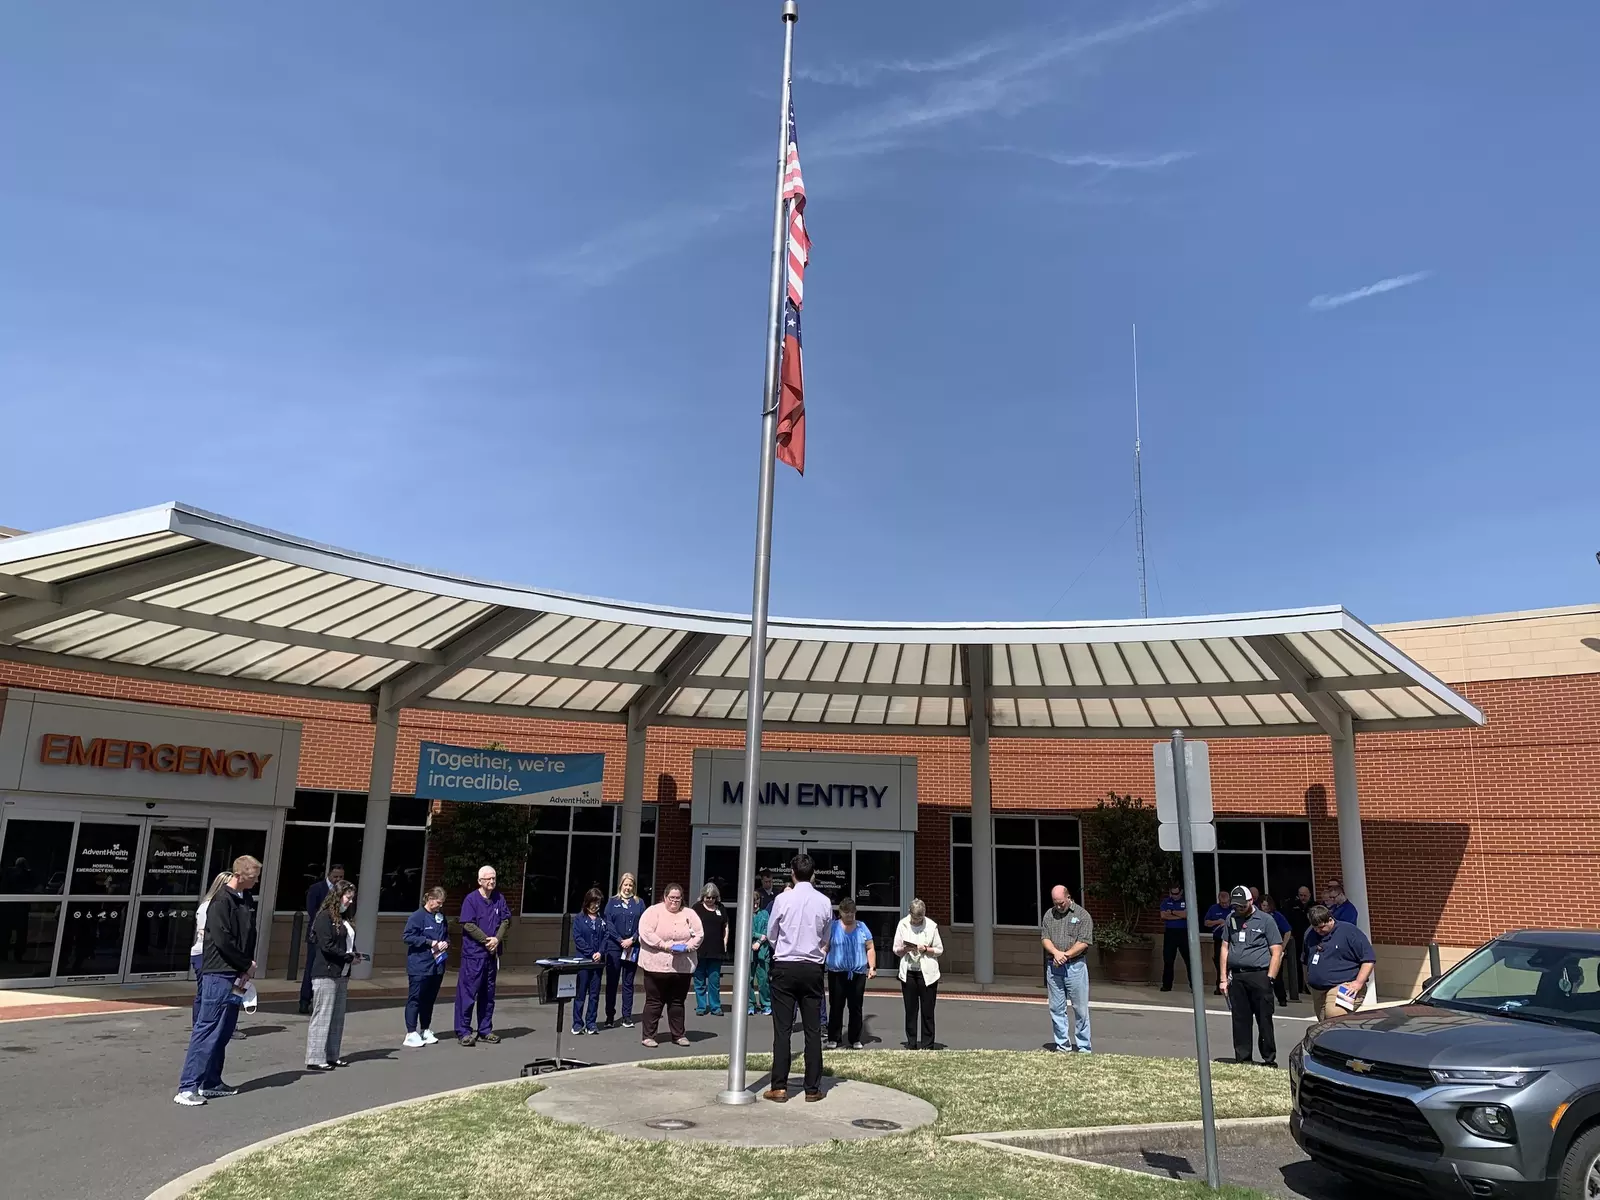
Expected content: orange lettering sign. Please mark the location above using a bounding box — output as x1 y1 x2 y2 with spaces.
38 734 272 782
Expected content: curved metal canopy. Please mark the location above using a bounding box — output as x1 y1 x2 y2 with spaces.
0 503 1483 739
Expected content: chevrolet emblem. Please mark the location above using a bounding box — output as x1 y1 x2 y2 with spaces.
1346 1059 1374 1074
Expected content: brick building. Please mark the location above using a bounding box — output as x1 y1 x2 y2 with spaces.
0 508 1594 996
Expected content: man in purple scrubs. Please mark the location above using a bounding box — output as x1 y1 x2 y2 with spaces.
456 865 510 1046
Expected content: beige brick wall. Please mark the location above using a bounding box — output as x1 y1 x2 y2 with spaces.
1378 604 1600 684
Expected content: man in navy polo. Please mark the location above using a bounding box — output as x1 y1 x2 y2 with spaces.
1302 903 1376 1021
1158 883 1191 992
1322 879 1359 927
1203 890 1230 995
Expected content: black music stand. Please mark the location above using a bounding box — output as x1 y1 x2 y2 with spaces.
520 957 604 1076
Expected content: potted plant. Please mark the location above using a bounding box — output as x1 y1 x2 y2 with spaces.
1080 791 1177 984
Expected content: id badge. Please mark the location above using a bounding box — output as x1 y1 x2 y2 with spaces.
1237 930 1246 943
1311 952 1321 965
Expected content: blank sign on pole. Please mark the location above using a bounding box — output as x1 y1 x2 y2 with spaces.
1154 740 1213 824
1160 821 1217 852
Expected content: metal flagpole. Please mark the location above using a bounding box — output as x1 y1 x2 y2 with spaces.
719 0 798 1107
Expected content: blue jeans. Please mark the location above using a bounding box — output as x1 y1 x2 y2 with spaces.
572 964 601 1031
1047 959 1092 1052
179 973 241 1093
693 960 723 1014
190 953 204 1026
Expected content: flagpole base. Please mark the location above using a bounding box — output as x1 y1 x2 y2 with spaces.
716 1088 759 1106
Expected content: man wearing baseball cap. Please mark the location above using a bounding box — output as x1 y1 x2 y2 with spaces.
1218 884 1283 1067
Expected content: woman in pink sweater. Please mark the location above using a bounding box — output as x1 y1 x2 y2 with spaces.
636 883 704 1048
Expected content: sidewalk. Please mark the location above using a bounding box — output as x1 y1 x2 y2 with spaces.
0 968 1314 1023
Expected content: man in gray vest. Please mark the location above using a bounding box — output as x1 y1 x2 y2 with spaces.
1218 884 1282 1067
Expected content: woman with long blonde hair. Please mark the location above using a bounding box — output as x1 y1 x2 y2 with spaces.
602 872 646 1029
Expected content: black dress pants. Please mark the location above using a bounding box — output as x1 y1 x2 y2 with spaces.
827 971 867 1044
1228 968 1277 1064
1161 927 1192 989
900 972 937 1047
770 960 825 1093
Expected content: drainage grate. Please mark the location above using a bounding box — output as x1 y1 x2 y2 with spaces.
645 1118 697 1131
851 1118 902 1131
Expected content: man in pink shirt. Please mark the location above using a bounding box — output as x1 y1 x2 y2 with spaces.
762 854 833 1102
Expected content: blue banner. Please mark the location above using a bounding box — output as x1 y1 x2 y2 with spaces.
415 741 603 805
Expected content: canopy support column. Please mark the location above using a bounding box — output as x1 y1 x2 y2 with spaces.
965 645 995 985
619 715 647 881
1331 711 1371 938
351 683 398 980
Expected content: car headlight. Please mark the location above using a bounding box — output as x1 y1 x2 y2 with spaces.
1458 1104 1518 1142
1431 1067 1546 1089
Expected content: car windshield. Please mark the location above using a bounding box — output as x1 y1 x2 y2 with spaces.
1425 941 1600 1030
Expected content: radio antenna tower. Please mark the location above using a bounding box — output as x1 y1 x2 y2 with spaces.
1132 324 1149 618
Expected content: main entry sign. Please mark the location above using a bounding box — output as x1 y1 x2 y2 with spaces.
690 749 918 832
415 741 603 806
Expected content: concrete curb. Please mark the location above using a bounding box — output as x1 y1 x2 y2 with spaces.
141 1061 637 1200
946 1116 1292 1183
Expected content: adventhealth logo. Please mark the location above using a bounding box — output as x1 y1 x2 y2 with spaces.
721 781 888 808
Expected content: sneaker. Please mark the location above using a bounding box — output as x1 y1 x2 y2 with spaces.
694 1009 707 1017
674 1036 690 1047
621 1019 635 1029
305 1062 335 1072
747 1006 757 1015
585 1027 598 1036
479 1032 501 1044
760 1008 772 1016
459 1033 478 1047
823 1039 839 1050
421 1029 438 1045
571 1026 584 1036
641 1037 659 1048
199 1085 238 1098
851 1042 864 1050
403 1032 425 1048
173 1091 206 1107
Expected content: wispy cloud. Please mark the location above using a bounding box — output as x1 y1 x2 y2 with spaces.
989 145 1195 171
1308 270 1433 311
536 202 751 287
806 0 1218 161
543 1 1217 286
797 41 1009 88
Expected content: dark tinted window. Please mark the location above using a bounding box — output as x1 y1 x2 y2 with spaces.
1038 819 1080 848
387 797 431 827
1217 822 1262 851
952 846 973 924
334 794 368 824
69 824 139 896
288 791 334 822
571 806 615 834
207 828 268 902
951 815 972 845
1 819 73 896
994 848 1038 926
379 830 428 913
1264 822 1310 852
994 818 1035 846
0 901 60 978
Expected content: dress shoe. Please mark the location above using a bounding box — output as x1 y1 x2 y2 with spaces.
763 1088 788 1102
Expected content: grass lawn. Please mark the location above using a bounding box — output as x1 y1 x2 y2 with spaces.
652 1050 1292 1135
185 1051 1289 1200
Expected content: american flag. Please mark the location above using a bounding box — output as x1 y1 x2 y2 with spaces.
776 100 807 475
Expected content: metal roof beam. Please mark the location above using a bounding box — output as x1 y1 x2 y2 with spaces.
630 631 724 731
97 600 444 665
0 544 253 640
0 643 368 706
411 697 627 725
382 607 542 713
1243 634 1346 737
475 657 663 687
676 675 1413 701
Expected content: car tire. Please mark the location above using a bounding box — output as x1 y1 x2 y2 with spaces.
1556 1124 1600 1199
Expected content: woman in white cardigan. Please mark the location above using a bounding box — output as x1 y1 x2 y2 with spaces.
893 898 943 1049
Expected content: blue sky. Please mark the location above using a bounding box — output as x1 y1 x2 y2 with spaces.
2 1 1596 625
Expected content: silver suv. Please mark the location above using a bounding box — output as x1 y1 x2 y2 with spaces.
1290 930 1600 1198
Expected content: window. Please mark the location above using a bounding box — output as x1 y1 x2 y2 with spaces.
1191 820 1313 910
522 806 658 916
950 814 1083 927
273 791 432 914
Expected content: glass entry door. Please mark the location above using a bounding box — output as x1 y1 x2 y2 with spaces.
0 811 270 987
126 824 209 980
56 821 141 982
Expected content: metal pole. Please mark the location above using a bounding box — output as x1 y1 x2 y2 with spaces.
1173 729 1220 1189
1428 941 1442 982
719 0 797 1108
